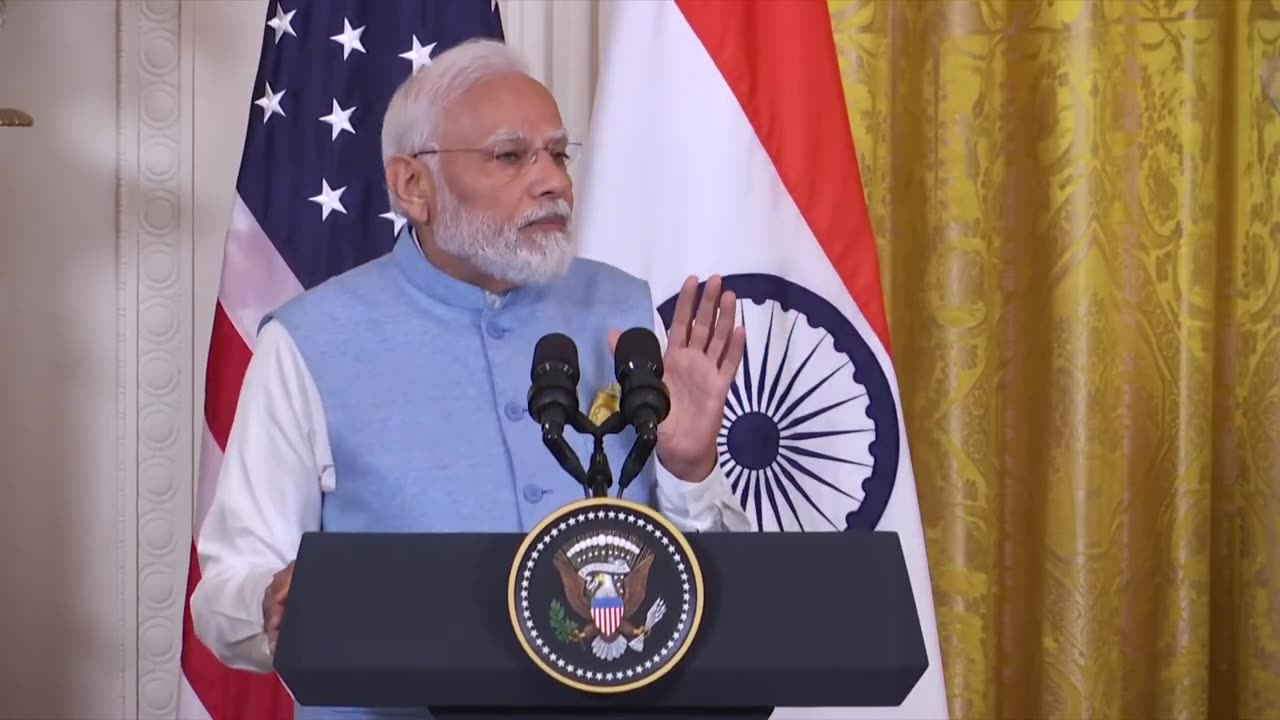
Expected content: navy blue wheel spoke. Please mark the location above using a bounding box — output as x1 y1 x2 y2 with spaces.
781 428 873 442
763 474 785 531
780 444 870 468
764 315 799 415
736 469 752 509
728 381 747 417
737 303 758 412
724 461 744 491
774 360 850 427
754 303 776 410
751 471 765 531
725 382 745 419
766 332 826 417
773 461 840 530
777 394 861 433
768 466 805 529
777 452 862 501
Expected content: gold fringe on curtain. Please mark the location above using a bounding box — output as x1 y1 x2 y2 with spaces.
830 0 1280 717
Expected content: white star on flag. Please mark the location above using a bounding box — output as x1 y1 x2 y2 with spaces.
266 5 297 44
399 35 436 73
309 179 347 220
319 99 356 140
379 210 407 235
330 18 366 59
253 83 286 123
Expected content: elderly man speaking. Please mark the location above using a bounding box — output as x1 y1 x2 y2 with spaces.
190 38 750 720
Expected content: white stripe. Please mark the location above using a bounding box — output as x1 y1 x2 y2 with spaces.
218 193 305 349
193 192 301 537
176 671 214 720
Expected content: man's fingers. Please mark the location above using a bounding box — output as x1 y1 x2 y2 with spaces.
263 561 295 656
268 578 289 605
272 561 294 601
718 327 747 384
668 276 698 348
688 275 721 351
707 289 737 366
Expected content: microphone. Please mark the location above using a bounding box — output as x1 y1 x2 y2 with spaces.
528 333 588 486
614 327 670 432
613 327 670 493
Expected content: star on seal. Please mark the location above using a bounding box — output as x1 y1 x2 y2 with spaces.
508 498 703 693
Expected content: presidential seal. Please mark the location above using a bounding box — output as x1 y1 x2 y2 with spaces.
508 497 703 693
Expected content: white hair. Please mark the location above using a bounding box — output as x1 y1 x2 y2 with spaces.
380 39 529 213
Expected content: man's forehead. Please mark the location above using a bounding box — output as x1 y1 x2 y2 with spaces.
439 73 565 142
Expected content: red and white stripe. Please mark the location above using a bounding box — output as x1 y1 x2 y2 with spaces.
177 195 302 720
592 605 624 637
572 1 949 717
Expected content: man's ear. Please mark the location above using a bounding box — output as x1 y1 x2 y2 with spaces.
384 156 435 224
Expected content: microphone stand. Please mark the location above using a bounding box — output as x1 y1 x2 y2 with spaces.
569 411 631 498
542 399 662 500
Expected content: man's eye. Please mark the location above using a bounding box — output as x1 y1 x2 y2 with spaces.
495 150 525 164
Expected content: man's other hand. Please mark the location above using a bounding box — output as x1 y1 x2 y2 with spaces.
264 561 295 657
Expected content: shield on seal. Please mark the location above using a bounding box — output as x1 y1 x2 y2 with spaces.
591 592 624 636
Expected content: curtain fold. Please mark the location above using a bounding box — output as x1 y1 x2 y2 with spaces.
830 0 1280 717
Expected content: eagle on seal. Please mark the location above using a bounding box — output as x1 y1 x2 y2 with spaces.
553 545 669 661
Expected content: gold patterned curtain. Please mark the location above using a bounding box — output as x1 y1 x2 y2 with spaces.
830 0 1280 717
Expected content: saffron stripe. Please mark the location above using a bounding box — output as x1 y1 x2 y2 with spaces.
673 0 892 353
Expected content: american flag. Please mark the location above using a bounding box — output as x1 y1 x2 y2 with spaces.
177 2 504 719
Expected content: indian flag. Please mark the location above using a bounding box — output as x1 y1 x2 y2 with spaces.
572 1 949 717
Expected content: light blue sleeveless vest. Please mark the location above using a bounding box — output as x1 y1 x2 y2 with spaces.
265 229 657 720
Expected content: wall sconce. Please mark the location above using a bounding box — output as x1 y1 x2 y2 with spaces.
0 0 34 127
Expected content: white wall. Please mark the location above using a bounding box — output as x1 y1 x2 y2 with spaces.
0 1 600 717
0 1 130 717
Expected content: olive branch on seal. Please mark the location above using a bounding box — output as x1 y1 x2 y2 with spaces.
548 599 580 643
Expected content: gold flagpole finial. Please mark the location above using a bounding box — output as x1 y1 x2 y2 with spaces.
0 109 33 127
0 2 34 128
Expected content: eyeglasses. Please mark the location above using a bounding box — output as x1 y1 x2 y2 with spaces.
412 140 583 181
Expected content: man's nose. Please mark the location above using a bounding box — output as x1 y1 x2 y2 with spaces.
526 148 572 199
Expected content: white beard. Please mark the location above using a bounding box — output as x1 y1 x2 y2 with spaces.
432 185 575 287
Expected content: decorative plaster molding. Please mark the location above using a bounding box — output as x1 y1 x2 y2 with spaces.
117 1 138 715
120 0 191 717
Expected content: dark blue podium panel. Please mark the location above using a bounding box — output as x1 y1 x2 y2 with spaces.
274 531 927 717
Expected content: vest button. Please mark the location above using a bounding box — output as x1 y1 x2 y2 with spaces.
522 484 547 503
504 402 524 421
486 322 505 339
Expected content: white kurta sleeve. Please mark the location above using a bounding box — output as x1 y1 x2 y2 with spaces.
189 320 331 673
647 304 754 532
